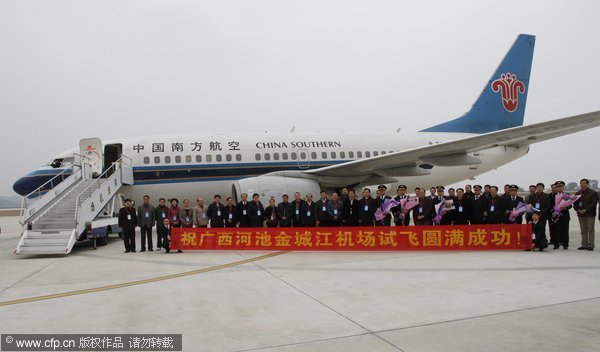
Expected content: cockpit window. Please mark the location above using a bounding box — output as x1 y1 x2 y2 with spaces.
50 158 64 168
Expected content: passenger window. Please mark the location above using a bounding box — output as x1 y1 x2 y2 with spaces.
357 151 363 158
340 151 346 158
322 152 327 159
216 154 222 162
282 153 288 160
255 153 261 161
273 153 279 160
165 156 171 164
365 151 371 157
381 151 386 155
143 157 150 164
264 153 271 161
206 155 212 162
300 152 306 159
348 151 354 158
175 155 182 163
373 151 378 157
185 155 192 163
196 155 202 162
154 156 160 164
331 152 336 159
226 154 232 162
236 154 242 161
311 152 317 159
291 152 298 160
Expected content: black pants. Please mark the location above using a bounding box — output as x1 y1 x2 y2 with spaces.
140 226 153 250
156 226 165 248
554 219 570 247
123 228 136 251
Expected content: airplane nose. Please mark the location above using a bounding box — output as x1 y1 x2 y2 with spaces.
13 177 33 197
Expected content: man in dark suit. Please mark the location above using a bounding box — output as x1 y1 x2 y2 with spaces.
376 185 392 226
505 184 525 224
531 211 547 251
549 181 572 249
413 188 434 226
277 194 292 228
526 183 551 224
301 194 317 226
486 186 506 224
358 188 376 226
451 188 472 225
470 185 488 224
118 198 138 253
236 193 252 227
207 194 226 228
224 197 237 228
316 191 331 227
342 189 359 226
393 185 411 226
291 192 306 227
249 193 265 228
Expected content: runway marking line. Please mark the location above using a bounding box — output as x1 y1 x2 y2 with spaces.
0 251 289 307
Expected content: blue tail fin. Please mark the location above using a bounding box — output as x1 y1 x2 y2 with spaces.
421 34 535 133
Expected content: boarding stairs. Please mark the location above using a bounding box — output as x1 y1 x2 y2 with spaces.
15 155 134 255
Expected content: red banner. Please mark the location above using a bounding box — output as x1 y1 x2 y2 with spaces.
170 225 531 251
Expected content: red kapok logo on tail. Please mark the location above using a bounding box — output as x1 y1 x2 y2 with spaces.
491 72 525 112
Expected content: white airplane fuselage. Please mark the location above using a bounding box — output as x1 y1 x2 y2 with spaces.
14 131 529 203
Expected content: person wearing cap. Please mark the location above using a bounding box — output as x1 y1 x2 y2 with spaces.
277 194 292 228
316 190 331 227
433 186 447 205
207 194 226 228
413 188 434 226
574 178 598 250
470 185 487 224
526 183 550 224
342 189 359 226
451 188 471 225
505 185 524 224
549 181 571 249
393 185 411 226
486 186 506 224
358 188 377 226
376 185 392 226
530 211 548 251
328 191 343 226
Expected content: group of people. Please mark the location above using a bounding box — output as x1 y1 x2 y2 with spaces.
118 179 599 254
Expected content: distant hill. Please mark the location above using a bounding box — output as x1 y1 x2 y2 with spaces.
0 195 21 209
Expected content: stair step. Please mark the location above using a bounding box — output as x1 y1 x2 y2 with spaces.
18 245 69 254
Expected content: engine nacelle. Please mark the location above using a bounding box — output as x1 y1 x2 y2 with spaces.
232 176 321 203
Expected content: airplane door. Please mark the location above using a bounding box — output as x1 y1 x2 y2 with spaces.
297 148 310 169
79 138 103 176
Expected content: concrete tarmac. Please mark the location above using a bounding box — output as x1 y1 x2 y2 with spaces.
1 216 599 351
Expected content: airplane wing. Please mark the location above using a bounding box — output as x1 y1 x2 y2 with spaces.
305 110 600 177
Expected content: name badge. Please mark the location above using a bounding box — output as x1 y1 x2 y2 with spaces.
173 216 177 221
458 206 463 213
202 213 206 218
578 201 583 207
145 212 149 218
350 209 353 215
295 209 299 215
364 205 369 211
322 206 326 212
307 211 311 216
532 232 536 240
243 210 247 215
217 210 221 216
127 214 132 220
418 207 423 213
162 213 166 218
490 205 495 212
228 214 233 219
535 202 540 209
334 209 338 215
257 211 261 216
185 217 190 222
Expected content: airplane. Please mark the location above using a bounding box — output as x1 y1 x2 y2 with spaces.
12 34 600 206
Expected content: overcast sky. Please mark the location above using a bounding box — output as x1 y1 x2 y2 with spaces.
1 0 599 196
